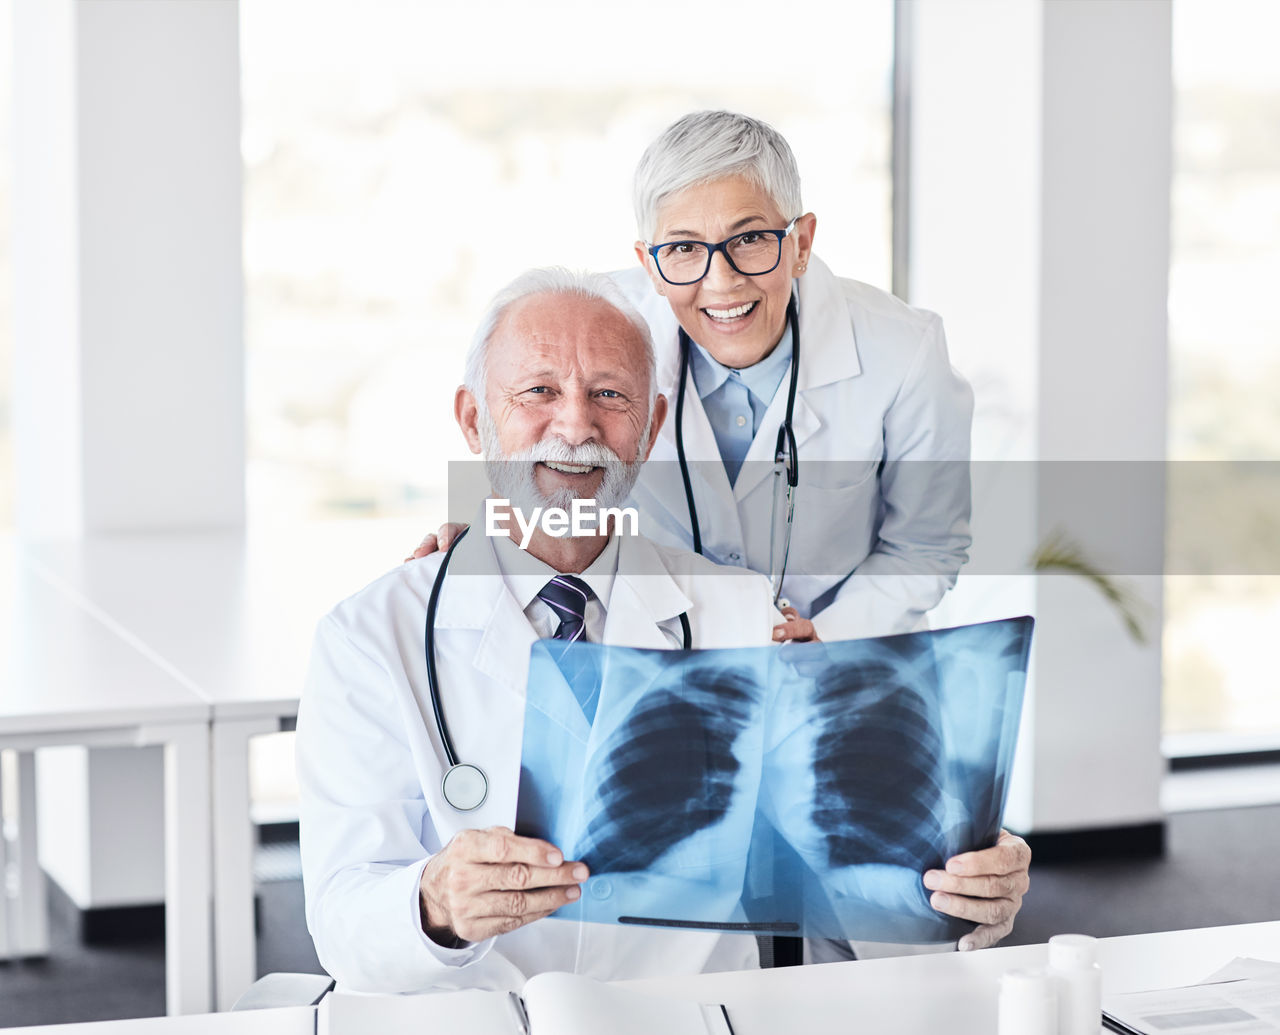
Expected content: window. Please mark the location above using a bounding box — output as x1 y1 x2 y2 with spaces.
240 0 895 523
0 0 13 530
1165 0 1280 746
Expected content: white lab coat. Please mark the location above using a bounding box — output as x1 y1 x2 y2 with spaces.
297 524 782 994
613 257 973 642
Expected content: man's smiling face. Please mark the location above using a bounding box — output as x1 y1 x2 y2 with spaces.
458 291 666 510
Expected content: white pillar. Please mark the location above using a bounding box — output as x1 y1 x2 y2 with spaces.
12 0 243 916
13 0 244 536
911 0 1170 839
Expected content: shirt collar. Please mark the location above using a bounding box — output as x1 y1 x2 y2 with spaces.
688 317 795 409
489 525 620 611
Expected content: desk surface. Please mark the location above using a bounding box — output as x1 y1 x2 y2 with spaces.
0 1006 314 1035
622 920 1280 1034
0 547 207 735
310 921 1280 1035
23 520 424 718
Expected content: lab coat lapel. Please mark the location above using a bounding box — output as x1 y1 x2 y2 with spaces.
462 538 591 745
604 535 694 650
733 264 859 500
431 528 536 696
646 353 748 560
798 256 862 387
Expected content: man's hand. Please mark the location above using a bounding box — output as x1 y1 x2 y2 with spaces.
418 826 589 946
923 829 1030 951
406 522 469 563
772 605 820 643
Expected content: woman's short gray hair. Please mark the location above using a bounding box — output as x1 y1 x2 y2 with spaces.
633 110 803 242
463 267 657 407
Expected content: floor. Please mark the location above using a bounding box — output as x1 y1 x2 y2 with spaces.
3 803 1280 1027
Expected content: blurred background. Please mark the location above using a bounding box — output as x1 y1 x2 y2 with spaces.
4 0 1277 741
1 0 1278 1025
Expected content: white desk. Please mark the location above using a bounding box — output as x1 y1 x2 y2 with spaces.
311 921 1280 1035
25 519 425 1011
0 547 213 1016
623 920 1280 1034
0 1006 314 1035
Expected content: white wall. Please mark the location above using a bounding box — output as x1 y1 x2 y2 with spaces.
13 0 244 908
912 0 1171 834
13 0 244 538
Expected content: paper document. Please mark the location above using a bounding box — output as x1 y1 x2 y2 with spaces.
1104 958 1280 1034
317 973 730 1035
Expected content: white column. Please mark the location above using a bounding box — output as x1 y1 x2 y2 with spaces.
910 0 1170 836
12 0 244 535
12 0 244 937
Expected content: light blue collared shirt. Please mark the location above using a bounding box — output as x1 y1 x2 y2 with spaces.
688 322 794 486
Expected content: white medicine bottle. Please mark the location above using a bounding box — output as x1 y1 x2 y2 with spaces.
1048 933 1103 1035
998 967 1057 1035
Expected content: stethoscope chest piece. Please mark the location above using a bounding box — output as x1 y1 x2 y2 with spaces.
441 763 488 812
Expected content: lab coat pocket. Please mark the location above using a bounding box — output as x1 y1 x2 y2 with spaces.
791 463 882 576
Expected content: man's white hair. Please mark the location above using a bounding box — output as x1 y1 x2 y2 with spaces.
463 266 657 409
632 110 804 243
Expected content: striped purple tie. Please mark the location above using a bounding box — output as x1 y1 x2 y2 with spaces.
537 575 592 644
537 575 599 721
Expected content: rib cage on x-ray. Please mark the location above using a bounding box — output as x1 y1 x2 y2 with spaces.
577 664 760 874
810 640 949 872
517 616 1033 942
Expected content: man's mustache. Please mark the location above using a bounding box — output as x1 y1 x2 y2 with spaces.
503 439 626 467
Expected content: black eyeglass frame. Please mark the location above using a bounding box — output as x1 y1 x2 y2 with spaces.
645 217 799 286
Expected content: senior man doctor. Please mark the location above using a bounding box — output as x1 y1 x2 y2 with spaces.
299 268 1028 995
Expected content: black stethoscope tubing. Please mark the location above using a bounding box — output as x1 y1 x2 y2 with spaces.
674 293 801 565
424 525 692 811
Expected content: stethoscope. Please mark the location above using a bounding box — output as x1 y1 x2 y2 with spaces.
674 294 800 607
425 526 693 812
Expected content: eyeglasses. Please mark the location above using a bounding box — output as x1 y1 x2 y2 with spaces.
646 218 799 286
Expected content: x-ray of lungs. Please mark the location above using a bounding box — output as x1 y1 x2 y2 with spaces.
515 616 1033 943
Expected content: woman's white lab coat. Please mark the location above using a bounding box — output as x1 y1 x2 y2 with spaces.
613 257 973 642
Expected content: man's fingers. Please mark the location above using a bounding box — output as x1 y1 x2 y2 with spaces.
944 830 1031 877
959 919 1014 952
452 903 566 943
480 859 590 893
929 890 1017 927
923 868 1029 899
449 886 582 941
452 826 567 869
482 883 583 920
926 833 1028 952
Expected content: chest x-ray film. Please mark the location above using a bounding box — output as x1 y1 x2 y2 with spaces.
515 616 1033 943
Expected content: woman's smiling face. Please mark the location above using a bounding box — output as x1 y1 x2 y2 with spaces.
636 175 815 369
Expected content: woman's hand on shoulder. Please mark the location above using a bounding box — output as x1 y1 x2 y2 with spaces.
405 523 469 563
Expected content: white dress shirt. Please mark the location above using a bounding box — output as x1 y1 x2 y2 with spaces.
491 529 618 643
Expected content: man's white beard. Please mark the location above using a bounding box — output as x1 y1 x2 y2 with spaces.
477 404 649 514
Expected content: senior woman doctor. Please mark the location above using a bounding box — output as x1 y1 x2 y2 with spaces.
615 109 972 645
617 111 1025 961
415 111 1027 951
